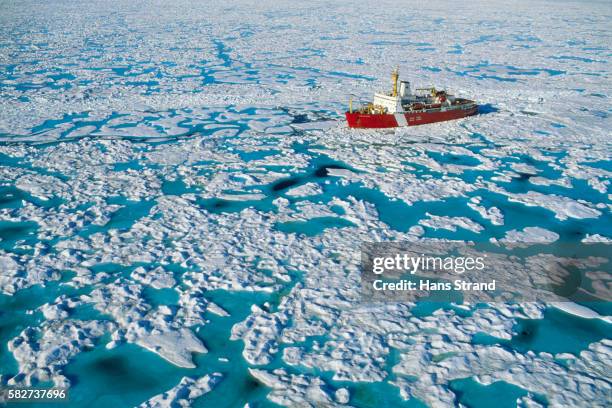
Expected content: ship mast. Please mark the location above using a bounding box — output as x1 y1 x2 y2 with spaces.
391 67 399 97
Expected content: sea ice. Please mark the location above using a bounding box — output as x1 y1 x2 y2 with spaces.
0 0 610 406
419 212 484 233
139 373 223 408
500 227 560 244
505 191 601 221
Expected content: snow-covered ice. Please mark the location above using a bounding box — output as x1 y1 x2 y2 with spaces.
0 0 610 406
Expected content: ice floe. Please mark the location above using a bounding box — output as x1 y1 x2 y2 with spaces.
139 373 223 408
505 191 602 221
499 227 560 244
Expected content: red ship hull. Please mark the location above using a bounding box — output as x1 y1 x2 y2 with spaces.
345 105 478 128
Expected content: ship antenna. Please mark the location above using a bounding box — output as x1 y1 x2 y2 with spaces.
391 66 399 97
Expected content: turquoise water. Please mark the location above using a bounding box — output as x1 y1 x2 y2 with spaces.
64 343 188 408
0 220 39 252
0 276 87 383
1 2 611 406
473 306 612 356
449 377 546 408
193 291 283 408
511 308 611 355
14 290 282 408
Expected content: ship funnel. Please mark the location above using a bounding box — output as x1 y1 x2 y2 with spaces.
399 80 411 97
